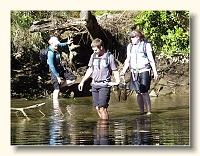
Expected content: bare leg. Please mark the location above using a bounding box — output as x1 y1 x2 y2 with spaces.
53 89 60 102
136 93 144 114
60 80 75 88
53 99 59 109
96 106 102 118
99 107 109 119
142 92 151 115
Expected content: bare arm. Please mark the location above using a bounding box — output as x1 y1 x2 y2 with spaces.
78 67 93 91
146 43 158 80
121 44 131 75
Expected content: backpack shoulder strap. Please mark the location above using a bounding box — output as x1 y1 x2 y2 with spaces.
47 48 56 63
106 52 111 81
129 43 133 53
143 41 147 54
106 51 111 66
92 52 96 60
143 41 156 62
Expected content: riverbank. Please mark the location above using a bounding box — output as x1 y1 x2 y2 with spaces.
11 53 189 100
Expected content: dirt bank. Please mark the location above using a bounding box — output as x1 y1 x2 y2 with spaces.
11 53 189 100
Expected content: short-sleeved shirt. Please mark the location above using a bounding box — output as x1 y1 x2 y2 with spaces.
88 52 118 87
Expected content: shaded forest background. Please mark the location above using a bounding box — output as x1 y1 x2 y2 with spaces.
11 10 190 100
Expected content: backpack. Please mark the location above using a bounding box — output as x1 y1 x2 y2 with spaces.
92 52 111 81
39 47 53 65
143 41 156 63
130 41 156 63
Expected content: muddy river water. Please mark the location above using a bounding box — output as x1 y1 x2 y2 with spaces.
11 94 189 146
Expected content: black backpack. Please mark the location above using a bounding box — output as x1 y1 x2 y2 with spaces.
39 47 53 65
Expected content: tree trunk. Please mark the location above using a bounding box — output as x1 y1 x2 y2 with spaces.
80 11 108 49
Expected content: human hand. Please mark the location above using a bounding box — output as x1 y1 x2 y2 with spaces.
120 71 125 76
57 77 62 84
107 82 119 86
154 74 159 81
67 37 73 45
78 82 84 91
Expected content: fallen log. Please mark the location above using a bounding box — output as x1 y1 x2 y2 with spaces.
11 102 46 117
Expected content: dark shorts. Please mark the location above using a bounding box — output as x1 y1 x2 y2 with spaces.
129 71 151 93
92 86 111 108
50 66 77 90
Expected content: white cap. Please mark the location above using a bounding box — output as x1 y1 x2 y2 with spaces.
48 36 60 45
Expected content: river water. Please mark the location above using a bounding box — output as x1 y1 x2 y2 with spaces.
11 94 189 146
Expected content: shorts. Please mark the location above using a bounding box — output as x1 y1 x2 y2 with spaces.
129 71 151 93
92 86 111 108
50 66 77 90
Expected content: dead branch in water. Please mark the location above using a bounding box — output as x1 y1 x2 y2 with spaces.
11 103 46 118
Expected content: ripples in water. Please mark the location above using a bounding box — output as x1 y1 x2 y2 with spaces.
11 95 189 146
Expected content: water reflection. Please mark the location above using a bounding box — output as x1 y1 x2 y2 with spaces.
93 119 113 145
113 119 129 145
49 101 64 145
132 115 153 145
111 116 153 145
11 96 189 145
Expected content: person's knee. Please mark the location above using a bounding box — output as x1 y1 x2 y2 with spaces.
53 89 60 93
136 93 142 97
141 92 149 96
66 79 75 84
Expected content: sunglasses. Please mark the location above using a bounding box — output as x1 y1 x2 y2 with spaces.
131 36 137 38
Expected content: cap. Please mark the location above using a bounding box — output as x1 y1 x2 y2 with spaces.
48 36 60 45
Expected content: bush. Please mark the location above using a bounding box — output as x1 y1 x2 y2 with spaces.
134 11 190 56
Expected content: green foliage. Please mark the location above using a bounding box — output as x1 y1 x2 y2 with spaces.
11 11 36 28
134 11 190 56
11 11 81 66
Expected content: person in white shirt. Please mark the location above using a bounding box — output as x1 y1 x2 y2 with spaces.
120 29 158 115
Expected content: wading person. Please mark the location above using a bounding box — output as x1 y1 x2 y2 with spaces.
78 38 120 119
120 29 158 115
47 36 77 103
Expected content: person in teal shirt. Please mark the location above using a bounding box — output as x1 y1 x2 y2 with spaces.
47 36 77 103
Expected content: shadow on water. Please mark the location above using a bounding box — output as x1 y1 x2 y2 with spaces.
11 95 189 146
